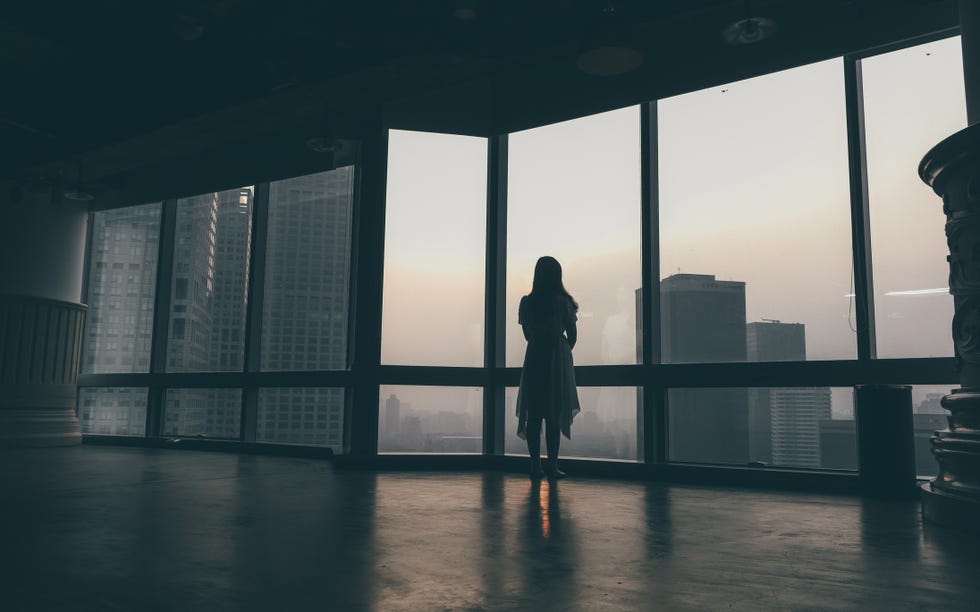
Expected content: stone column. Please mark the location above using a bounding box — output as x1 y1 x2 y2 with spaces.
0 183 89 447
917 1 980 527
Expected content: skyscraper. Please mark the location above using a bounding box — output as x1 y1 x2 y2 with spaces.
746 320 831 468
256 168 353 448
80 204 161 435
384 394 401 437
82 169 353 448
661 274 747 363
165 187 252 438
660 274 749 464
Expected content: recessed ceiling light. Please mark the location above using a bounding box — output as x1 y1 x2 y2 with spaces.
453 0 477 21
723 16 777 45
577 3 643 76
305 136 343 154
63 189 95 202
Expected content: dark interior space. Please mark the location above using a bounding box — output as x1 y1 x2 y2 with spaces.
2 1 980 610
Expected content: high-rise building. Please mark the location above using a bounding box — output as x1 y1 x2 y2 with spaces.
747 321 805 362
83 169 353 447
83 204 161 374
384 394 401 437
660 274 749 464
916 392 946 415
767 386 832 467
256 168 353 448
746 320 831 468
661 274 747 363
164 188 251 438
80 204 161 435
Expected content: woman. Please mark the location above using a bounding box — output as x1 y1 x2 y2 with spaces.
516 256 581 479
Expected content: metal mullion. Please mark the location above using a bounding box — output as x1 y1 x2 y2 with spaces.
240 182 270 442
146 198 177 436
348 119 388 457
75 211 95 421
484 134 508 455
640 102 662 464
378 365 491 388
844 56 877 361
80 211 94 306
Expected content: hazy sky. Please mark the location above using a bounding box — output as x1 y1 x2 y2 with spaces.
861 36 965 359
379 37 965 411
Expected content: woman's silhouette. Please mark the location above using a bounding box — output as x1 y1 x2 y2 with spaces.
516 256 581 479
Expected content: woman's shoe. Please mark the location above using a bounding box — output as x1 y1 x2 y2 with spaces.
545 464 566 480
529 468 545 480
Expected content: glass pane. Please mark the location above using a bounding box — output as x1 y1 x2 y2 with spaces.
167 187 254 372
863 37 964 358
507 107 642 367
78 387 147 436
164 388 241 439
257 387 345 450
82 204 160 373
504 386 639 461
378 385 482 453
261 168 354 371
912 384 953 477
668 386 855 470
382 130 487 366
658 59 855 362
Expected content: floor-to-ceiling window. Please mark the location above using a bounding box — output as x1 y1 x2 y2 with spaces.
77 32 963 482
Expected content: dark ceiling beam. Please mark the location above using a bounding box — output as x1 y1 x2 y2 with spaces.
0 0 962 210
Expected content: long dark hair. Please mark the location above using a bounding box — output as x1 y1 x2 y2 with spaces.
529 256 578 310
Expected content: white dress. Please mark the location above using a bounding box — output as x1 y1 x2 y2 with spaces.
516 293 581 440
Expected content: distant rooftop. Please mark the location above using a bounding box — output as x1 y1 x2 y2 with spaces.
661 273 746 290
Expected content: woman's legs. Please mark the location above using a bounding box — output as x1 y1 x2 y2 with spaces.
544 418 565 478
545 418 560 461
526 417 544 475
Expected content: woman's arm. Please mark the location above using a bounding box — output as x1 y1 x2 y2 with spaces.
522 324 532 343
566 321 577 350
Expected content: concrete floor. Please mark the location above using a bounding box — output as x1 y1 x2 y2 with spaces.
1 446 978 611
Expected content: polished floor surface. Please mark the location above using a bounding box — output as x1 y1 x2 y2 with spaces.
1 446 979 611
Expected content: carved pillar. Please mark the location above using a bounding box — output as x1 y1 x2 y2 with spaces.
0 294 86 447
918 124 980 531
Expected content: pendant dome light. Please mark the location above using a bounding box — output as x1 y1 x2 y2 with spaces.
577 1 643 77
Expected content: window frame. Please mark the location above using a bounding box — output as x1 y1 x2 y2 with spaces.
76 30 960 489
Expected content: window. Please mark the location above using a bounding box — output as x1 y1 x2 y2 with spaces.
166 187 253 372
504 386 639 461
257 388 345 450
82 204 160 374
862 37 965 358
378 386 482 453
174 278 188 300
911 384 953 478
261 168 354 371
507 107 642 367
667 386 855 470
78 387 147 436
164 388 242 439
658 59 855 363
382 130 487 366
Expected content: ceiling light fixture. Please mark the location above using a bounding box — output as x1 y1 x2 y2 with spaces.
305 136 343 154
453 0 478 21
63 160 94 202
723 1 777 45
577 2 643 77
884 288 949 296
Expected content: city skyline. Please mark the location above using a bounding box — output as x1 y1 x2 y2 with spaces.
81 169 354 449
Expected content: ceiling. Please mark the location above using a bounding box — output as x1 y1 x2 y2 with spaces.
0 0 959 208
